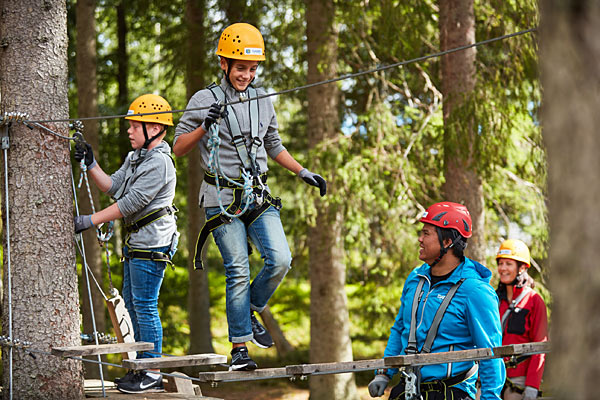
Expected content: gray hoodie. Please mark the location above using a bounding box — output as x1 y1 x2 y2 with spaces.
175 78 286 208
107 141 177 249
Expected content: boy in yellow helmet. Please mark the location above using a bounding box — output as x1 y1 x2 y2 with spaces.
74 94 179 393
174 23 326 370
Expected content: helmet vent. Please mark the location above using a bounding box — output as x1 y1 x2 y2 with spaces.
432 211 447 221
463 220 470 232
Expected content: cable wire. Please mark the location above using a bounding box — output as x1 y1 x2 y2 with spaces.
23 28 536 125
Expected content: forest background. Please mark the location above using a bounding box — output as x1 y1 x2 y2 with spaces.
1 0 546 398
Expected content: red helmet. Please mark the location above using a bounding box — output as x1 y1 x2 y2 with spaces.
420 202 472 238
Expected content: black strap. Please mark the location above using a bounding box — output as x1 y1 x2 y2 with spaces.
419 363 478 392
125 250 171 263
203 171 268 189
124 205 178 233
193 189 282 270
505 354 531 368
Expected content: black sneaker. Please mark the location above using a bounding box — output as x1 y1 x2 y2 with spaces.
114 370 136 385
230 346 257 371
250 313 273 349
116 370 164 393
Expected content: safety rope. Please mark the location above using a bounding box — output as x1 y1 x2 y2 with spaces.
207 122 254 218
17 28 536 126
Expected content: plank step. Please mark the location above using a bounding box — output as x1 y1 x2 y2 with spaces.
52 342 154 357
198 367 289 383
123 353 227 370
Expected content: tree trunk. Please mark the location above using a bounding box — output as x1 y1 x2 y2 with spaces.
116 0 129 161
305 1 357 399
0 1 84 398
76 0 106 379
438 0 484 259
540 2 600 398
184 0 215 356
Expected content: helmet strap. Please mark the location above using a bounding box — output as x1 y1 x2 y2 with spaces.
142 122 166 149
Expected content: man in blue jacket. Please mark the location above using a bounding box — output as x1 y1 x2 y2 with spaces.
368 202 505 400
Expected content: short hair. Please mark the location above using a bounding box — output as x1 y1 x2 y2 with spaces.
438 227 467 259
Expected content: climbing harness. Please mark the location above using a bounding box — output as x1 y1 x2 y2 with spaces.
501 287 531 332
401 276 471 400
193 83 283 269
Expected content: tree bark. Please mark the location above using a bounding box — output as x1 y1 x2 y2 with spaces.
76 0 106 379
438 0 484 259
185 0 215 356
540 2 600 398
0 1 84 398
116 0 129 161
305 1 357 399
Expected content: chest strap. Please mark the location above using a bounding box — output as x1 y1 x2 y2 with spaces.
124 205 178 234
207 83 261 176
193 180 282 270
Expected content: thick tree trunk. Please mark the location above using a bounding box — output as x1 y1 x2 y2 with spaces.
76 0 106 379
306 1 357 399
0 1 84 399
540 2 600 398
438 0 484 259
184 0 215 356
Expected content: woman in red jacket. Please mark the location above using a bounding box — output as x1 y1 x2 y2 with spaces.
496 239 548 400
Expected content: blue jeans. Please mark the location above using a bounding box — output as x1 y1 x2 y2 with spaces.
122 245 170 359
206 204 292 343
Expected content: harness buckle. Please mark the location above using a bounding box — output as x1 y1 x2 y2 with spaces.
254 173 267 206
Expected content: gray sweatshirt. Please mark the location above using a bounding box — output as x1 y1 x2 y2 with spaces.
174 78 286 208
107 141 178 249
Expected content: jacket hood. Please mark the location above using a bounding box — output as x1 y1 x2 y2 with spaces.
415 257 492 283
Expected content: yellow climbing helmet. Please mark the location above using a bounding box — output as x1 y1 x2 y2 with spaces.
216 23 265 61
125 94 173 126
496 239 531 267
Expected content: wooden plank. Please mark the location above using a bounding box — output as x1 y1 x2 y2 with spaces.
123 353 227 370
492 342 549 357
52 342 154 357
197 367 289 383
384 342 550 368
165 372 197 395
286 358 385 376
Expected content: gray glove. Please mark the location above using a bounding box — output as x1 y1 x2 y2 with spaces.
74 215 94 234
368 374 390 398
523 386 538 400
299 168 327 197
201 102 224 132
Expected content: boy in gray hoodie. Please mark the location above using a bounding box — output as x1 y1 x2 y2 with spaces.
174 23 326 371
74 94 178 394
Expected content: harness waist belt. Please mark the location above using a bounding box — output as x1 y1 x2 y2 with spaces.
125 205 178 233
125 250 171 263
203 171 267 189
193 189 282 270
419 364 478 392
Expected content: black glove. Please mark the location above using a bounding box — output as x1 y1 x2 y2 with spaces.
74 215 94 234
201 103 224 132
74 141 96 168
299 168 327 197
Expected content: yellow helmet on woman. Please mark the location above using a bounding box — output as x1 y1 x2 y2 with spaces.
216 23 265 61
496 239 531 267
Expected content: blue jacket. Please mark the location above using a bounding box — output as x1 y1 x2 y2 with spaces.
383 257 505 400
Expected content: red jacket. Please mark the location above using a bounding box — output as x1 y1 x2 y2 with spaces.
498 285 548 389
